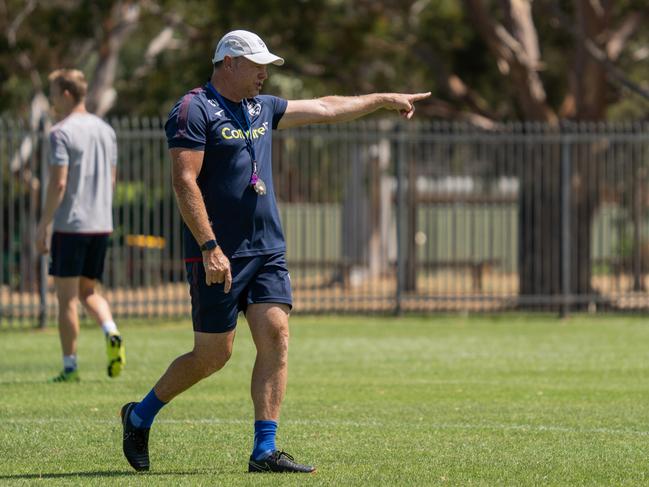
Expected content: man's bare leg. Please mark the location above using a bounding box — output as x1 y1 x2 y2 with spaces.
50 277 81 382
245 303 315 473
78 276 113 325
121 329 235 471
247 303 290 422
153 330 236 402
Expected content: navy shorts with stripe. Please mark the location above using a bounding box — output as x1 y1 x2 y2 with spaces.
186 252 292 333
49 232 110 280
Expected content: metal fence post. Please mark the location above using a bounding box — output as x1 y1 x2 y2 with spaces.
395 127 407 315
38 120 48 328
560 135 572 318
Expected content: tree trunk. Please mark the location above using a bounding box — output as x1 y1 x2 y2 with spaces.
570 144 599 296
518 140 562 296
466 0 624 307
405 158 417 291
341 141 392 287
566 0 610 300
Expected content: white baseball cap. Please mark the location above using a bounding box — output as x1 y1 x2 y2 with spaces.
212 30 284 66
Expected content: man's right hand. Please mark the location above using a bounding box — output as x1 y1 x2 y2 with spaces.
36 221 50 255
202 246 232 293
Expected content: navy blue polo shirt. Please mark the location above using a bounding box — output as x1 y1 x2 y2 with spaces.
165 84 288 260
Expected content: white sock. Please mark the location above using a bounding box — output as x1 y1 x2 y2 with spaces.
63 354 77 371
101 320 118 336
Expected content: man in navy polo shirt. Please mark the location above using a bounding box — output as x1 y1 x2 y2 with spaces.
121 29 430 473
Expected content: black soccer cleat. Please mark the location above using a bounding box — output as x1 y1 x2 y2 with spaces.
248 450 316 473
121 402 150 472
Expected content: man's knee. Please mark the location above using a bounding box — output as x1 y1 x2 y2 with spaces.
78 288 94 305
192 346 232 378
271 323 289 349
191 330 235 378
58 296 78 310
247 303 290 351
57 291 79 309
262 323 290 364
78 278 97 301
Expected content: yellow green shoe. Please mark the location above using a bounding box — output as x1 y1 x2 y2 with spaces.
107 333 126 378
49 369 80 383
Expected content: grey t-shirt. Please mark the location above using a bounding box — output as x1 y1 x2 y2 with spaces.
49 113 117 233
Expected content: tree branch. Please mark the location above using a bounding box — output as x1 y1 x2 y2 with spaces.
6 0 37 46
463 0 556 122
132 7 190 79
606 12 643 61
5 3 49 174
86 1 142 116
412 45 499 121
10 93 49 173
545 2 649 102
420 98 499 130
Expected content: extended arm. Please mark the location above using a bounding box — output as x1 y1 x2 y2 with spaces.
170 148 231 291
278 92 431 129
36 165 68 254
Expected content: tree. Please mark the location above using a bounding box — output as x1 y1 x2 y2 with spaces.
460 0 648 305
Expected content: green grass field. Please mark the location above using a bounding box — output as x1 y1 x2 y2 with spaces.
1 314 649 486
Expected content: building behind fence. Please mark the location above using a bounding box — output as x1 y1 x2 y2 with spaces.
1 118 648 328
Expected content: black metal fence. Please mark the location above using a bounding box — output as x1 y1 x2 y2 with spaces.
1 118 648 328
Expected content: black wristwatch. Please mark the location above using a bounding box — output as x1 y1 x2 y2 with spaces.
200 239 218 251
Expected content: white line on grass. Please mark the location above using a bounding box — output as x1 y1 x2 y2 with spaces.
5 418 649 437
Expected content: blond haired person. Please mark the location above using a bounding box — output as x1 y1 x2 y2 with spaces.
37 69 125 382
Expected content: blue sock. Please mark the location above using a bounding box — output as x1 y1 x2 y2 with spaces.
252 420 278 460
130 389 166 428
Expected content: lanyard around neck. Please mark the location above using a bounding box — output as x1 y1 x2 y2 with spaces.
207 83 257 164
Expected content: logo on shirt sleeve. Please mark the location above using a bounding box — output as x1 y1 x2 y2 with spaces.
247 103 262 117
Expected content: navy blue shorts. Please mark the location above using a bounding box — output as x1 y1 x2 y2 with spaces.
49 232 110 280
185 252 292 333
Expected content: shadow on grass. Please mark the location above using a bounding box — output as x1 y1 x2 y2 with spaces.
0 469 218 480
0 379 108 385
0 380 54 385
